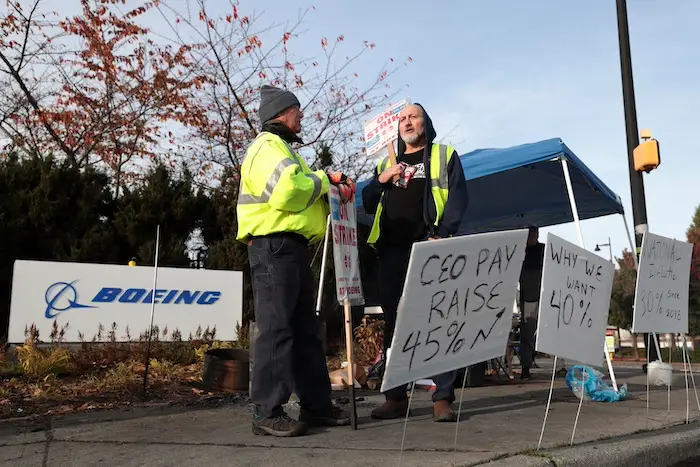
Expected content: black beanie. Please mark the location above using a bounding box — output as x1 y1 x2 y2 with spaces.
258 85 301 124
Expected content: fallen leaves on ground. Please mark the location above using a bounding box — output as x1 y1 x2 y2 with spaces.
0 360 245 420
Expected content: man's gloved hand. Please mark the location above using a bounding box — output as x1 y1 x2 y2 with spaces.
337 183 354 203
327 171 356 203
327 171 349 185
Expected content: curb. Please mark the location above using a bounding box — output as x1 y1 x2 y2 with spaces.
478 455 552 466
478 422 700 467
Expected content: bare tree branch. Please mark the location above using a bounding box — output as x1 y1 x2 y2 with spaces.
156 0 410 184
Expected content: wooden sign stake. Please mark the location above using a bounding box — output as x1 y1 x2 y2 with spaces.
387 141 399 183
343 297 358 430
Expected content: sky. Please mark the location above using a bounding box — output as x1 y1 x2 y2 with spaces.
8 0 700 261
215 0 699 261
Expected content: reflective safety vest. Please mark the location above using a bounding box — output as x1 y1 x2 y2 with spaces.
236 131 330 244
367 143 455 248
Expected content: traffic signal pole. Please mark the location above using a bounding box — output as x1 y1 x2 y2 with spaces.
615 0 659 362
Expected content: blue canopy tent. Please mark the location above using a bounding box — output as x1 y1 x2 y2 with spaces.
355 137 626 235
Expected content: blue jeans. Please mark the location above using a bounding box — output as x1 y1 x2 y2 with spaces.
248 233 333 418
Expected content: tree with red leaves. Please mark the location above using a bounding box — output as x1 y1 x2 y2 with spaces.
0 1 65 160
155 0 412 182
609 248 642 357
687 205 700 282
0 0 205 195
2 1 407 190
686 204 700 337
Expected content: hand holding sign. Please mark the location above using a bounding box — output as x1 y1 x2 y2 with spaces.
327 172 356 203
381 230 528 393
378 164 402 184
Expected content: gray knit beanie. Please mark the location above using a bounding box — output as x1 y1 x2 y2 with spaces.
258 85 301 124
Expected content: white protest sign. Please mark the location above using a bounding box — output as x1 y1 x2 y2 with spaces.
632 232 693 334
329 185 364 306
535 233 614 368
381 230 528 392
363 99 409 157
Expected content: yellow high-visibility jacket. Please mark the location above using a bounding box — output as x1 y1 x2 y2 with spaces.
236 131 330 244
366 143 459 247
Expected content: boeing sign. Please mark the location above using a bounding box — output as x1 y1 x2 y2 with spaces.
44 280 223 320
92 287 222 306
9 260 242 344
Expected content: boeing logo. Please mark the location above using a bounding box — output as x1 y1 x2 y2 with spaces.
44 281 97 319
44 280 223 319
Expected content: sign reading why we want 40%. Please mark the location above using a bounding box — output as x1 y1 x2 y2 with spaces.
381 230 528 392
535 233 614 368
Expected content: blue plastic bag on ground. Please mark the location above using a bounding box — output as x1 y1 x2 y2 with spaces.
565 365 628 402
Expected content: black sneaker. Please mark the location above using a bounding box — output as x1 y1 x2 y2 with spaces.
252 412 308 437
299 405 351 427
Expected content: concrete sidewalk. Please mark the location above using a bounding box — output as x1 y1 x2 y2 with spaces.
2 365 700 466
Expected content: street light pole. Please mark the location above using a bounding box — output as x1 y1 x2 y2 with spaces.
616 0 649 249
615 0 658 362
595 239 613 262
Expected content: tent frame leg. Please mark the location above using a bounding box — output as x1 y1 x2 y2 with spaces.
561 158 585 249
560 158 618 388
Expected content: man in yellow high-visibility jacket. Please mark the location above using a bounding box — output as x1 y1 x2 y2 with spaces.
362 103 469 422
237 85 355 437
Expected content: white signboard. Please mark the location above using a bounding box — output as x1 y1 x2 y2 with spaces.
381 230 528 392
363 99 409 157
329 186 364 306
8 260 243 343
632 232 693 334
535 234 614 367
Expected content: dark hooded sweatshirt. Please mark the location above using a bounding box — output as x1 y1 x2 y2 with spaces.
361 104 469 249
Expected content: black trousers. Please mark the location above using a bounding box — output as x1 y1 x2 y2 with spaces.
519 301 538 371
248 233 332 418
378 246 457 403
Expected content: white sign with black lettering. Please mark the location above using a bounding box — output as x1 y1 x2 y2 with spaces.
380 230 528 393
329 185 364 305
632 232 693 334
535 233 614 367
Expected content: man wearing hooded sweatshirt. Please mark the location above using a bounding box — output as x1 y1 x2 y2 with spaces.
237 85 356 437
362 103 469 421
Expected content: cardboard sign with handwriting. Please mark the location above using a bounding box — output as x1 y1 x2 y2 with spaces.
380 230 528 392
632 232 693 334
535 233 614 368
329 185 364 306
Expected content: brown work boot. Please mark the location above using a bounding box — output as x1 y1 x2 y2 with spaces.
370 399 410 419
299 405 351 427
433 399 455 422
